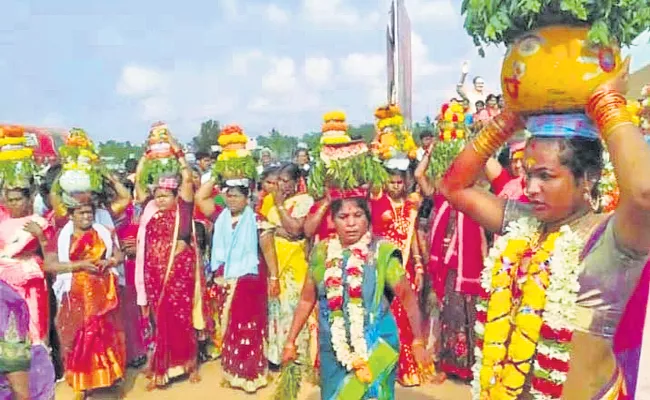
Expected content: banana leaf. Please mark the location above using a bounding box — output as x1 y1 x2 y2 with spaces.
139 157 181 189
427 139 466 180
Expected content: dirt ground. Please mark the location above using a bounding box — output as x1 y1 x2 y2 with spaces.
54 361 472 399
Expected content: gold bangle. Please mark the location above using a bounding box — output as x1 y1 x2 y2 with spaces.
412 339 425 348
471 111 523 159
269 276 279 281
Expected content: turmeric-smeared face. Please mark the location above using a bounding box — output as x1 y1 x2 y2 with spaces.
501 25 622 115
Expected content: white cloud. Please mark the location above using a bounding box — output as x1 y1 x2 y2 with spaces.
261 57 297 93
406 0 456 23
340 53 385 84
219 0 239 19
411 32 453 79
303 57 333 86
266 4 290 24
230 49 264 76
116 65 168 96
116 63 237 134
302 0 380 27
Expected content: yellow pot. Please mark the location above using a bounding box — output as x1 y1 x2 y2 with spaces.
501 25 622 115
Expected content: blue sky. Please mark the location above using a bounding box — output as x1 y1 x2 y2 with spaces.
1 0 648 143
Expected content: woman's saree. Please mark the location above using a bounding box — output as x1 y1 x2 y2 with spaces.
310 239 404 400
370 193 423 386
55 228 126 393
143 205 202 385
260 193 314 366
0 210 55 399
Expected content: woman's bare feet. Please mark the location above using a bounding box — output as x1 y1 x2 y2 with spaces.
189 371 201 384
145 379 158 392
431 371 447 384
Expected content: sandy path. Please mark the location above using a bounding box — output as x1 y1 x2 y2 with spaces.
55 362 472 399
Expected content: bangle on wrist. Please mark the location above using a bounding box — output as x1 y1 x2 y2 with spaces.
587 89 634 140
471 111 523 159
269 276 279 281
412 339 425 348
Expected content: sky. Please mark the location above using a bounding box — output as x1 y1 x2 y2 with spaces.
1 0 649 143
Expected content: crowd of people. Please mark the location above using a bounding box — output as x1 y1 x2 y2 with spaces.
1 68 650 400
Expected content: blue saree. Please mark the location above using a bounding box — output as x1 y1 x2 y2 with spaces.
310 239 405 400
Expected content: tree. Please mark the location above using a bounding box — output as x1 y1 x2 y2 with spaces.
257 128 298 160
192 120 221 153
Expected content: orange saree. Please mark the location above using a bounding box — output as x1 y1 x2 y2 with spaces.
55 228 126 392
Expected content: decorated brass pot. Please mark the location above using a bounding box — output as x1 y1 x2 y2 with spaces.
501 25 622 115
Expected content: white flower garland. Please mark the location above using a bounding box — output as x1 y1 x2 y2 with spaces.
471 217 586 400
325 233 372 371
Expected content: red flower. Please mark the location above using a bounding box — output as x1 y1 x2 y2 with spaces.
531 376 564 398
536 353 570 373
540 324 573 343
325 276 343 288
328 296 343 311
351 248 367 260
347 266 363 277
476 311 487 323
476 338 484 349
348 286 362 298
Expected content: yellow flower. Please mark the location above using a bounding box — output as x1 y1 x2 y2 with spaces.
513 313 544 342
323 110 346 122
456 130 465 139
519 280 547 310
501 363 528 392
482 343 507 363
491 271 512 288
508 328 537 362
487 290 512 319
484 317 511 343
480 366 495 388
443 131 452 141
321 135 351 145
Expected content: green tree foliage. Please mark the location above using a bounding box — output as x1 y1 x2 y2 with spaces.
192 119 221 153
257 128 299 160
462 0 650 53
98 140 144 165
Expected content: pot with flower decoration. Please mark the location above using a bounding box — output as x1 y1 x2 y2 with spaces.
138 122 181 189
308 110 387 199
426 101 468 180
0 125 36 188
372 104 417 161
463 1 649 116
211 124 257 181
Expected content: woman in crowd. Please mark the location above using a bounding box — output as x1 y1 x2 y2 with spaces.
259 163 314 366
0 281 34 400
370 168 427 387
46 193 126 400
281 195 434 399
415 148 485 382
0 182 56 400
135 147 204 390
199 179 272 392
439 67 650 397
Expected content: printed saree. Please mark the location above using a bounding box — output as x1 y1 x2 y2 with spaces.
370 193 422 386
310 239 404 400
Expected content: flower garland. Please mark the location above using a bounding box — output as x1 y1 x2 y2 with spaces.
472 217 584 400
324 232 372 378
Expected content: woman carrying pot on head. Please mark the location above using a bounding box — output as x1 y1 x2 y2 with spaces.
134 139 204 391
439 62 650 398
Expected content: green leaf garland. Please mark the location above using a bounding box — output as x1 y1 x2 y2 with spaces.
211 155 258 183
308 152 388 198
427 139 466 180
139 157 181 189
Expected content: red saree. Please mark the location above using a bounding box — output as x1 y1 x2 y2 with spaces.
144 206 199 385
370 192 422 387
55 228 126 392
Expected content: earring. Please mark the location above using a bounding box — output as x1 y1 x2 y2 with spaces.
584 190 600 212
